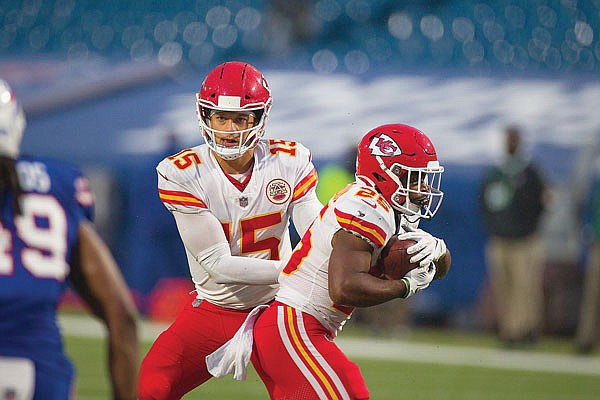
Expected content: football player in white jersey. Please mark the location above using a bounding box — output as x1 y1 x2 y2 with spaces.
138 62 323 399
250 124 452 399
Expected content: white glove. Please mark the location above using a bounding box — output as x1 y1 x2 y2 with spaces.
398 228 447 267
401 263 436 299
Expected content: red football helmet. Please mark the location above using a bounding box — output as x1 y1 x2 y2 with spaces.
196 61 272 160
356 124 444 220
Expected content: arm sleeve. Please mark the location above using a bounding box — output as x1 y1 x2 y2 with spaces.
173 212 281 284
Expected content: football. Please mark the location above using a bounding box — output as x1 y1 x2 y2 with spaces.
369 236 419 280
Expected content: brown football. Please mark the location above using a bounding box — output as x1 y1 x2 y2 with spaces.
369 236 419 280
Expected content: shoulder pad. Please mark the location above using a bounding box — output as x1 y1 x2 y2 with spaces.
332 184 395 248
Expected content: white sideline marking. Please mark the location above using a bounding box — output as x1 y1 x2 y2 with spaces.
59 314 600 376
335 337 600 376
59 314 168 342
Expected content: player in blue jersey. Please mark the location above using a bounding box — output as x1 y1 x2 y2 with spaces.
0 79 139 399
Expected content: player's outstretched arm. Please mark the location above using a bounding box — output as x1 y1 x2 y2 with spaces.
328 229 410 307
69 220 139 400
174 212 281 284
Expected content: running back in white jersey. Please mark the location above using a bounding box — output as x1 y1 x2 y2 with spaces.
157 139 318 309
277 182 419 334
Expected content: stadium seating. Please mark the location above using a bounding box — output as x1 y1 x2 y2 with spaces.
1 0 598 74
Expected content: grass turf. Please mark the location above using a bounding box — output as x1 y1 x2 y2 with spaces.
64 329 600 400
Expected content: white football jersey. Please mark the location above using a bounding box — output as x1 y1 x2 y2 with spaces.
157 139 318 309
276 182 419 334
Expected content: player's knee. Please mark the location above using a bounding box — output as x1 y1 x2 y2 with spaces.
138 360 177 400
138 373 174 400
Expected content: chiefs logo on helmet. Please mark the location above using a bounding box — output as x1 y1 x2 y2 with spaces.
368 133 402 157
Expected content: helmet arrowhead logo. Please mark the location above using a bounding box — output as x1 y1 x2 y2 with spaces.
369 133 402 156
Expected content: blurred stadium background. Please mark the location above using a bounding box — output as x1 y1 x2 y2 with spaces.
2 0 600 337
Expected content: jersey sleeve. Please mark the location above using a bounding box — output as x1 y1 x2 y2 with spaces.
156 152 208 214
290 141 318 203
277 141 322 237
332 186 396 250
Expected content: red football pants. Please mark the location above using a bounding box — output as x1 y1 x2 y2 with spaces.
252 301 370 400
138 294 253 399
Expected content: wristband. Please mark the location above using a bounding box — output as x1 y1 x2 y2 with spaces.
401 277 411 299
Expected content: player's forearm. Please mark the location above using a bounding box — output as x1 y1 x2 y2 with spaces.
196 242 281 284
175 211 281 284
328 245 408 307
107 322 139 400
72 221 140 398
329 272 408 307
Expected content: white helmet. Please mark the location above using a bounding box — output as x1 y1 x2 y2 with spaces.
0 79 26 159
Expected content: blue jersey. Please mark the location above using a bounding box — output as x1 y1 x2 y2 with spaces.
0 156 94 393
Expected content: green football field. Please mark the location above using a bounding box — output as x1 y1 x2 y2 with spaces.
63 315 600 400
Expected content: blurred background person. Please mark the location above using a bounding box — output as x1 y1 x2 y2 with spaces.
0 79 139 399
575 144 600 355
479 125 549 347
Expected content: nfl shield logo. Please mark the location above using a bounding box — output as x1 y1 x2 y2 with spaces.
239 196 248 207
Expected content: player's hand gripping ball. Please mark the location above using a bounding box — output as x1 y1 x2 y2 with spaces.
369 236 420 280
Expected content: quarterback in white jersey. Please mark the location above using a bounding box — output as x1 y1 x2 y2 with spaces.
138 62 322 399
251 124 451 400
156 138 319 309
